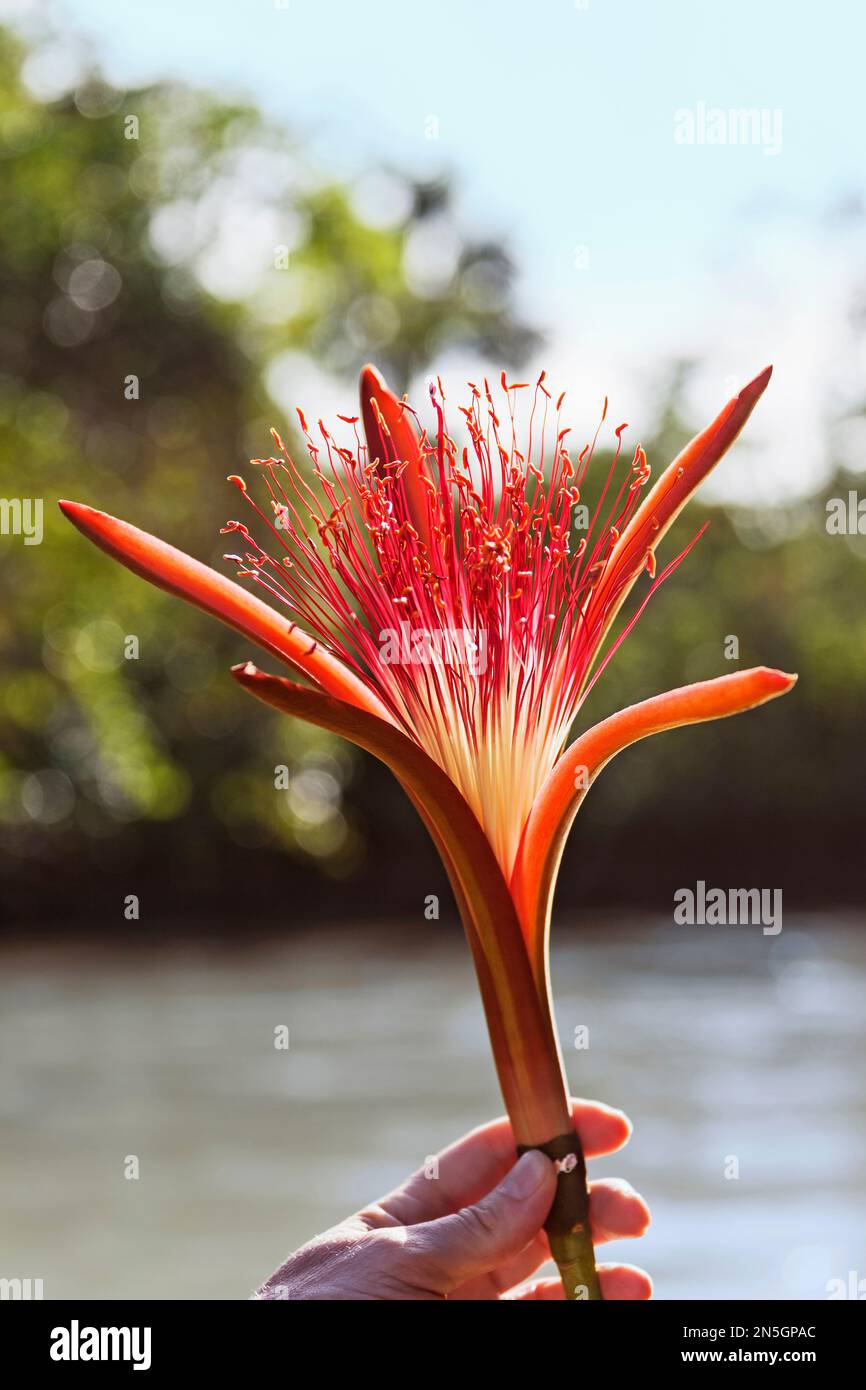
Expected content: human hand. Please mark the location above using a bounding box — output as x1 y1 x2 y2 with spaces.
255 1097 651 1300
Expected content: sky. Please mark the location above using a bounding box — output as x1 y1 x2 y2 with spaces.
8 0 866 503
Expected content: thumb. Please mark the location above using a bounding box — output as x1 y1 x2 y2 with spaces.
405 1149 556 1293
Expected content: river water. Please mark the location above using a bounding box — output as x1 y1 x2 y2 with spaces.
1 917 863 1300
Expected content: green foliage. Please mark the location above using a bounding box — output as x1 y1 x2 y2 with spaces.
1 23 863 913
0 25 536 881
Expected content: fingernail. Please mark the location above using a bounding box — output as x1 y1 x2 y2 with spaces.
505 1150 551 1199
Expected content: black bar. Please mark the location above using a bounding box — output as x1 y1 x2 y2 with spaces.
2 1298 862 1375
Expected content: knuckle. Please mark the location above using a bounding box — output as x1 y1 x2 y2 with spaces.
456 1199 499 1245
364 1228 443 1298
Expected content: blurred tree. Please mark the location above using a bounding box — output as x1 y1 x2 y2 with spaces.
568 387 866 916
1 21 865 927
0 22 539 916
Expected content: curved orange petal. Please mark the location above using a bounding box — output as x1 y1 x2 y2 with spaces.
512 667 797 989
58 500 392 721
581 367 773 676
232 660 570 1146
360 364 435 555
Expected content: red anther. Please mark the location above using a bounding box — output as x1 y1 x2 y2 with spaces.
501 371 529 391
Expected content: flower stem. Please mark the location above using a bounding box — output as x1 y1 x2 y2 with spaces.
518 1131 602 1300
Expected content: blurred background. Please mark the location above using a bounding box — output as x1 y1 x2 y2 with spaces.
1 0 864 1300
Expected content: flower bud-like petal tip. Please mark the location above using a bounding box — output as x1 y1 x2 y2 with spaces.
740 364 772 404
57 500 393 719
359 361 434 554
359 362 386 393
59 498 96 524
762 667 797 692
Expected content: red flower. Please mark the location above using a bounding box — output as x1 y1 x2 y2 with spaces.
60 363 795 1299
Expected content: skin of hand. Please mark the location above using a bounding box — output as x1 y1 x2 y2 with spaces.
255 1098 651 1300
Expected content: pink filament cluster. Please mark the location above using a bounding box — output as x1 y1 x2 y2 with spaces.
221 373 678 870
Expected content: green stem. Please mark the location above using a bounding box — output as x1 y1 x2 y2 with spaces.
518 1131 602 1300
